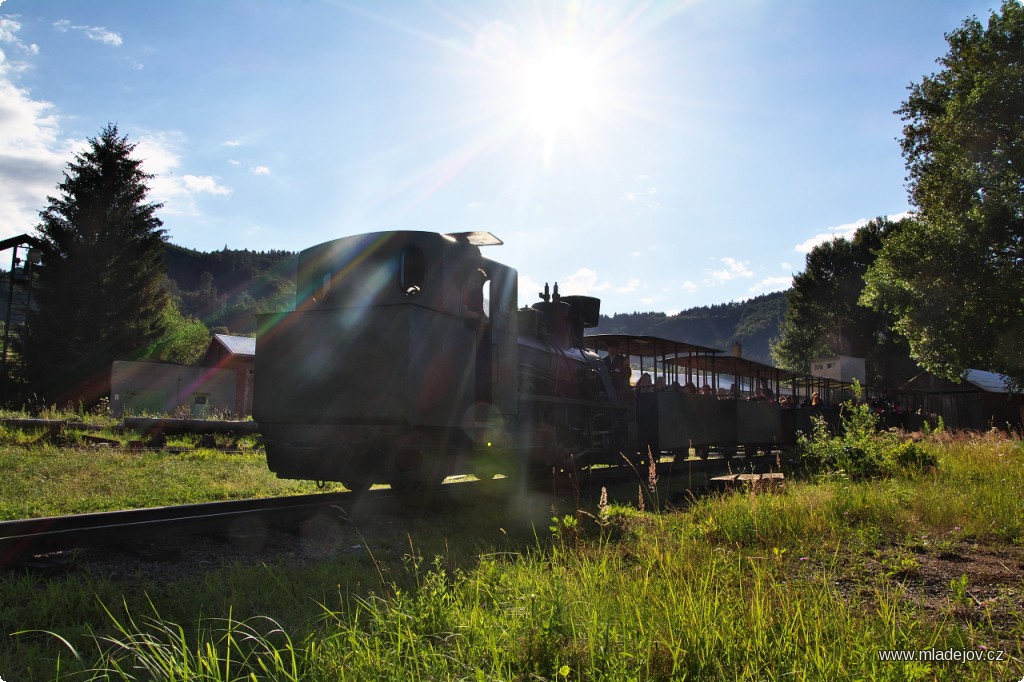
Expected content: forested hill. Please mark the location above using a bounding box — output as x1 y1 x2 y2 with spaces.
163 243 297 334
160 243 787 360
590 291 787 364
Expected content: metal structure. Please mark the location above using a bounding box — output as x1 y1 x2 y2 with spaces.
0 235 44 402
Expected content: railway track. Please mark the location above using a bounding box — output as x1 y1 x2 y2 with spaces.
0 453 784 570
0 491 359 568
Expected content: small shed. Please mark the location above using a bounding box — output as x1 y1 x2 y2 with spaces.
199 334 255 416
110 334 256 417
899 369 1022 431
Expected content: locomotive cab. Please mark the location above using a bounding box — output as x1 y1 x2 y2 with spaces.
255 231 518 491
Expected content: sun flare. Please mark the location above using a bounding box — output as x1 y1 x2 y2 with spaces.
518 48 607 136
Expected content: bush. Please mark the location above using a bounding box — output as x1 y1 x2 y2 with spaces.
798 385 937 479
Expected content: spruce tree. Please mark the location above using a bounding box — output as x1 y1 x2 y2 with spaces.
25 124 171 406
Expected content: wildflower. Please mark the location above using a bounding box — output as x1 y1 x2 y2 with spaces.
647 450 659 492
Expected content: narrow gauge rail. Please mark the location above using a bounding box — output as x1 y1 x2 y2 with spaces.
0 491 352 568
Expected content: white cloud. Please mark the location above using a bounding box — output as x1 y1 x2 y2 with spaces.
560 268 610 295
53 19 123 47
222 140 241 147
183 174 231 195
748 275 792 296
681 280 698 293
520 268 627 301
794 211 912 253
0 29 76 239
0 17 38 56
616 278 640 294
707 257 753 283
622 184 661 211
250 165 271 176
135 133 233 215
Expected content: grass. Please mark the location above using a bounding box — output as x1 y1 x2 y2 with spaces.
0 419 339 519
1 429 1022 680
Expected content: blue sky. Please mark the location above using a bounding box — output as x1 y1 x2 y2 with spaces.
0 0 1000 315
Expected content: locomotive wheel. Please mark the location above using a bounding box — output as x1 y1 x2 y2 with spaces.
388 449 451 493
340 476 373 495
696 446 709 460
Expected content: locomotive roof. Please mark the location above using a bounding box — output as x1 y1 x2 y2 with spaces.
583 333 721 358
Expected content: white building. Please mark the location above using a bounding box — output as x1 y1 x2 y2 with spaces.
809 355 866 384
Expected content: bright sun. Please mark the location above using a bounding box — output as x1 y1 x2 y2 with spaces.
519 48 605 134
513 45 612 159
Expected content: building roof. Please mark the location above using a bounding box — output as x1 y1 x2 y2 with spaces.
901 368 1013 394
964 369 1011 393
212 334 255 357
584 333 721 358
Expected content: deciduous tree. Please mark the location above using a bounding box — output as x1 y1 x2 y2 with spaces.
862 1 1024 388
772 218 918 385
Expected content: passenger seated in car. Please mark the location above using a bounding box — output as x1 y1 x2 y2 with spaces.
635 373 654 392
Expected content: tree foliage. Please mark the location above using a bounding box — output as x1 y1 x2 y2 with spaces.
772 218 918 385
144 303 210 365
25 124 172 405
863 1 1024 388
163 244 296 333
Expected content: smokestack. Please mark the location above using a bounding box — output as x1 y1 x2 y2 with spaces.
732 341 742 358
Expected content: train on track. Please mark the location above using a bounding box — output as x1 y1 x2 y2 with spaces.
254 231 871 492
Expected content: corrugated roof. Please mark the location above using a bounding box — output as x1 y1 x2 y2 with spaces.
964 369 1011 393
214 334 255 357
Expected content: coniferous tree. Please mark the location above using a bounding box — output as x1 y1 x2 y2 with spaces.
25 124 171 405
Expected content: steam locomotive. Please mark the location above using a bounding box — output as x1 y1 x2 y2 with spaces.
254 231 796 492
